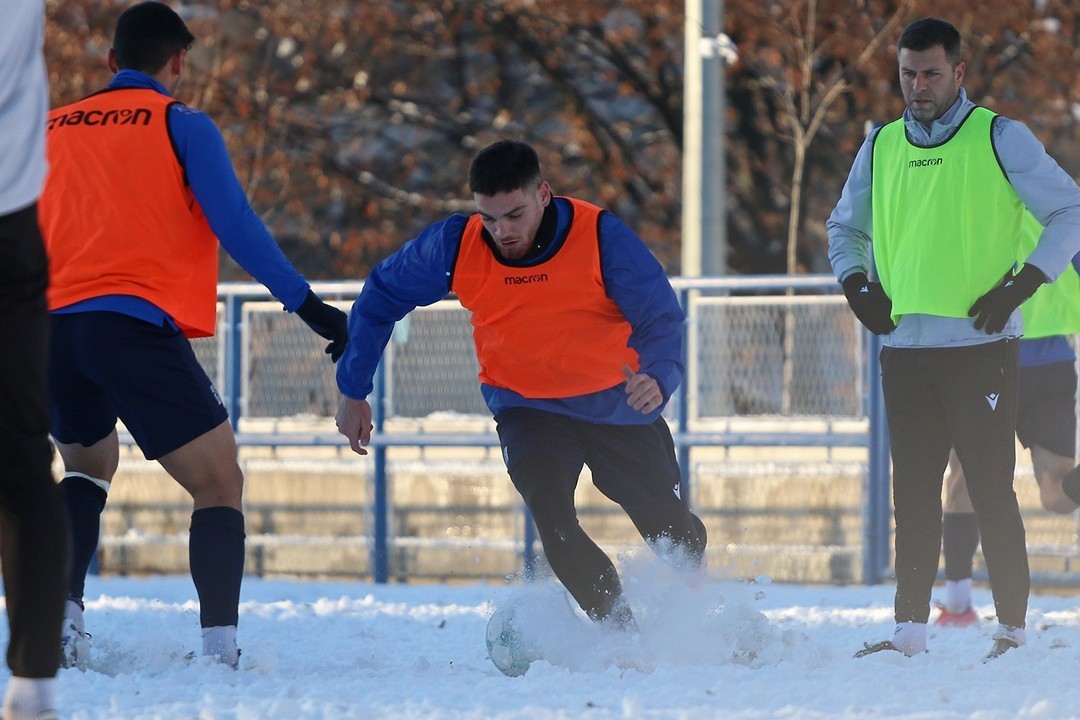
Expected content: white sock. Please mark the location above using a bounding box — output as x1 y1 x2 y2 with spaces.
892 621 928 656
945 578 973 614
3 677 56 720
201 625 239 666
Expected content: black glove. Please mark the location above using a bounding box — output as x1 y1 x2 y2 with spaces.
841 272 896 335
294 290 349 362
968 264 1046 334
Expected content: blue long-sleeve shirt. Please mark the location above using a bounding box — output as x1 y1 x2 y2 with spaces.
53 70 310 324
336 197 685 424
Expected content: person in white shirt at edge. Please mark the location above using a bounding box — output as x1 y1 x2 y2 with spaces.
0 1 70 718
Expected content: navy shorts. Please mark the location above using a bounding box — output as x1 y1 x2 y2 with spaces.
1016 360 1077 458
49 311 228 460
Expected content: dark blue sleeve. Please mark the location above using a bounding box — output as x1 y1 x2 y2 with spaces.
168 104 310 311
598 212 684 400
336 215 466 399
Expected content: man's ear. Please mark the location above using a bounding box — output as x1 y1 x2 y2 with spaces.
537 180 552 206
170 48 186 75
107 48 119 73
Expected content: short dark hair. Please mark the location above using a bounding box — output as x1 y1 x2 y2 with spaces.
113 2 194 74
898 17 961 66
468 140 542 196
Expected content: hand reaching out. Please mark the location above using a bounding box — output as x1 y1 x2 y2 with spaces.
335 396 373 455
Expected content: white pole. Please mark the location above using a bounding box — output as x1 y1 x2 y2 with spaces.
681 0 729 277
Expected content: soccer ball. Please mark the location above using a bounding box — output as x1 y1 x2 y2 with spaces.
485 604 539 677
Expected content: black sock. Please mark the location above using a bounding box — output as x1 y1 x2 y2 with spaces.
189 507 246 628
942 512 980 581
1062 466 1080 505
59 474 108 604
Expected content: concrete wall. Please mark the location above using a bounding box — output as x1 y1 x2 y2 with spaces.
90 441 1079 586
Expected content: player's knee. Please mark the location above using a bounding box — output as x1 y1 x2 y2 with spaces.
185 464 244 509
214 465 245 507
536 522 584 549
58 436 120 482
1039 485 1078 514
942 478 974 513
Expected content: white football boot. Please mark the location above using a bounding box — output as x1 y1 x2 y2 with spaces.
59 600 90 670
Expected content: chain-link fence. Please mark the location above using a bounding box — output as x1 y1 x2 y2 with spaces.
688 294 861 419
191 279 865 426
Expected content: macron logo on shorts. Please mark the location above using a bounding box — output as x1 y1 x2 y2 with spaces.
211 384 224 407
985 393 999 411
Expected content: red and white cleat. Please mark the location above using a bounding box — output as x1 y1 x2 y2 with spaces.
933 601 979 627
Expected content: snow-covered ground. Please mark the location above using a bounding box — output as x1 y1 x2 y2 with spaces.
19 554 1080 720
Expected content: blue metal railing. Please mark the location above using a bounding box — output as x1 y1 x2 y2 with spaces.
864 335 891 585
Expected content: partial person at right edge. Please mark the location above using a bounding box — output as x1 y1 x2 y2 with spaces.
38 2 347 669
827 17 1080 661
937 242 1080 627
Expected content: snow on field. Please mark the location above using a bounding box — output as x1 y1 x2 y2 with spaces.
16 553 1080 720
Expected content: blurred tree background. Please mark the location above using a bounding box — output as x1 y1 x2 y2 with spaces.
44 0 1080 281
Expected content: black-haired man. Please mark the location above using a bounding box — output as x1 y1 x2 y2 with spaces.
829 17 1080 660
39 1 348 668
335 140 707 672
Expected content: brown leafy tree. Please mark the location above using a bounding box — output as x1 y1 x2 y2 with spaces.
725 0 1080 274
44 1 1080 281
46 0 689 279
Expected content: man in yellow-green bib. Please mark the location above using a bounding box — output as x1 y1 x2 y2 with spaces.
827 17 1080 662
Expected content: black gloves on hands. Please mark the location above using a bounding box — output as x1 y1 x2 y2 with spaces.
968 264 1046 334
295 290 349 362
841 272 896 335
842 263 1045 337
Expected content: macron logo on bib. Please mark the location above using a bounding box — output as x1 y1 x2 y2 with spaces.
504 273 549 286
908 157 943 168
